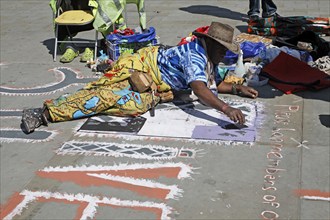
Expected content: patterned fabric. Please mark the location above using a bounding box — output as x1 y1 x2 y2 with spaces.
157 39 209 90
234 33 273 46
248 16 330 37
45 46 170 122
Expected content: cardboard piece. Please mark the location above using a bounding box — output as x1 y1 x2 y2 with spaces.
79 115 146 134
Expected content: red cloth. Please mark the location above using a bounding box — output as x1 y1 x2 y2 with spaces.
178 26 209 45
113 28 135 36
263 52 330 94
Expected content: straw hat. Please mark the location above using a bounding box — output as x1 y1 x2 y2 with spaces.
193 22 239 54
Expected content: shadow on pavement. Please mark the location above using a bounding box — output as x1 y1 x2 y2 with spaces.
319 114 330 128
253 84 284 99
179 5 248 21
179 5 249 34
42 38 54 55
236 24 249 33
296 87 330 102
256 84 330 102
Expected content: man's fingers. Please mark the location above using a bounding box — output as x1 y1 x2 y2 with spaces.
251 89 258 98
241 113 246 124
230 112 245 124
237 112 244 124
227 108 246 124
241 87 258 99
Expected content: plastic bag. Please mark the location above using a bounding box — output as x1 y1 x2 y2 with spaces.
224 41 266 65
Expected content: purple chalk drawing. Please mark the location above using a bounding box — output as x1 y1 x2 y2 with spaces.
191 125 255 142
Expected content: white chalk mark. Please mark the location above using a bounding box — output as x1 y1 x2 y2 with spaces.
40 162 194 179
290 138 310 149
3 190 173 220
88 173 183 200
56 140 198 160
301 196 330 201
0 128 58 143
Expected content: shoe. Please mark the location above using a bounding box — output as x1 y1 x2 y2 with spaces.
262 13 281 18
80 48 94 62
274 13 282 18
22 108 48 133
249 15 260 21
60 46 79 63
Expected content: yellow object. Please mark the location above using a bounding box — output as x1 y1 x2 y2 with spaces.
55 10 94 25
80 48 94 62
60 46 79 63
45 46 169 121
89 0 146 35
224 74 245 85
85 46 171 93
53 8 98 62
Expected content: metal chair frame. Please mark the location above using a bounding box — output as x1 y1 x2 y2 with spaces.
53 8 98 62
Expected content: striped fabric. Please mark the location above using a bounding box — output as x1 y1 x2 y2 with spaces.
157 39 209 90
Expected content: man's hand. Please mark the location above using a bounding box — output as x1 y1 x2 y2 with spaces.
238 85 258 99
217 82 258 99
223 106 245 124
190 81 246 124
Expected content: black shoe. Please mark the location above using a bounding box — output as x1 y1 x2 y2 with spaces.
21 108 48 133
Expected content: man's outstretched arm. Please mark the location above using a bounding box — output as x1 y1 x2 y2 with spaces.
217 81 258 98
190 81 245 124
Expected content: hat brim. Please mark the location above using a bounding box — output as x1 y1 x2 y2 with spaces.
193 31 240 54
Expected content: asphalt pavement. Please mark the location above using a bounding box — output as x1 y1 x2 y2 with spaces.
1 0 329 219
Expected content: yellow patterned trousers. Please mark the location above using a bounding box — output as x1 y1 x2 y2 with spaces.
45 46 171 122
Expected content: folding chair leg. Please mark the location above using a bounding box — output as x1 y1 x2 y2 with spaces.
54 24 59 62
125 7 128 25
94 31 98 61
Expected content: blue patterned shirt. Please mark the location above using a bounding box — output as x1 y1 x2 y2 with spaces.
157 39 209 91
